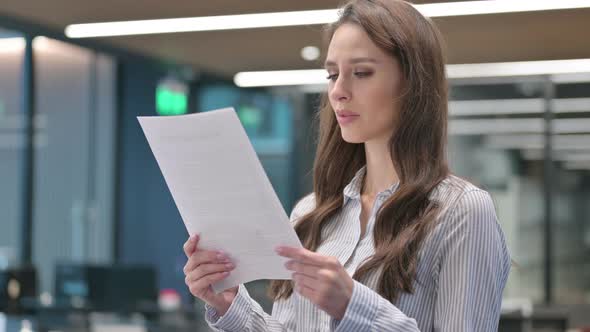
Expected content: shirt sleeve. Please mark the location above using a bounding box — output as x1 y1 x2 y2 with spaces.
331 280 420 331
204 284 291 332
331 189 511 332
433 189 511 331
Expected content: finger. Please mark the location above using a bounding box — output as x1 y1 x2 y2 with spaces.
276 247 327 266
285 260 322 278
183 234 199 258
192 271 231 293
186 262 235 283
293 272 320 291
294 281 318 303
184 250 230 274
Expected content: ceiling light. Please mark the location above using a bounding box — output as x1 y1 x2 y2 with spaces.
487 134 544 150
553 98 590 113
65 1 590 38
467 118 590 135
450 98 544 117
554 135 590 150
553 119 590 134
417 0 590 17
449 119 544 135
551 73 590 83
521 150 590 161
301 46 320 61
65 9 339 38
0 37 25 53
447 59 590 78
234 69 326 87
234 59 590 87
449 98 590 117
485 134 590 150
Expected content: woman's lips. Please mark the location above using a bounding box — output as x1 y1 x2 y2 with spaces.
336 110 360 125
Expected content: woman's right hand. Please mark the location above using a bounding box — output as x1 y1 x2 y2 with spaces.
183 234 238 316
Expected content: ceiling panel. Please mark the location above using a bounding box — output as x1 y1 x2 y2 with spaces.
1 1 589 79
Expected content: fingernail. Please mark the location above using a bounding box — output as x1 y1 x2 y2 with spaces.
217 252 227 261
225 263 235 269
275 247 284 254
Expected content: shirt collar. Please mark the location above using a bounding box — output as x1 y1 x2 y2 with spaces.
343 166 366 200
342 165 400 203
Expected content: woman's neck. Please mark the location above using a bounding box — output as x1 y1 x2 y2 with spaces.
363 139 399 197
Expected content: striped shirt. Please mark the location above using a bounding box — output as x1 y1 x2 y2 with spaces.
205 166 511 331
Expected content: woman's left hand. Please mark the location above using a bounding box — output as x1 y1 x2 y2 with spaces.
276 246 353 320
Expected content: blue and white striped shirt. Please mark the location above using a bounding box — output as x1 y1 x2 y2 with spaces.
205 166 511 331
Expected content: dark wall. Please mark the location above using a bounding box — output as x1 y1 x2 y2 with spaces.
115 61 192 302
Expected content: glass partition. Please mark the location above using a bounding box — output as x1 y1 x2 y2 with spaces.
0 28 25 268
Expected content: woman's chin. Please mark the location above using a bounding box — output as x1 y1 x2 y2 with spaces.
340 132 365 144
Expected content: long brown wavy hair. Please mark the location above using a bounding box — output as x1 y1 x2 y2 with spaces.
269 0 450 303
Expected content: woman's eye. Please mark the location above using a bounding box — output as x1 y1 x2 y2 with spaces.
354 71 372 78
326 73 339 81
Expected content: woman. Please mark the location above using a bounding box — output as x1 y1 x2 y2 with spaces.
183 0 511 330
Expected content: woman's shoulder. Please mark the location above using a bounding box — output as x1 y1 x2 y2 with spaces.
289 193 316 223
430 176 506 255
432 174 495 213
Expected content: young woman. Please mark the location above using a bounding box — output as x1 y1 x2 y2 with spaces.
183 0 511 330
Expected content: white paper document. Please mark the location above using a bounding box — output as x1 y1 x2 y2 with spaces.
138 108 302 293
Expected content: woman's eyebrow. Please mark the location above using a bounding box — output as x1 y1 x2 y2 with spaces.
324 57 379 68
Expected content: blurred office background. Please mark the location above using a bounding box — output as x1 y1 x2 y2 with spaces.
1 1 589 331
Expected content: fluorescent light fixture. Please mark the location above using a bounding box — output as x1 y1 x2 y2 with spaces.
450 98 544 117
487 134 544 150
450 118 590 136
452 118 590 137
553 119 590 134
521 150 590 162
449 119 545 135
417 0 590 17
0 37 25 53
554 135 590 149
234 69 327 87
552 73 590 83
234 59 590 87
65 0 590 38
447 59 590 78
65 9 339 38
485 134 590 150
449 98 590 117
553 98 590 113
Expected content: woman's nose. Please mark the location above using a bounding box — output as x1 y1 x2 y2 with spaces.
330 76 351 102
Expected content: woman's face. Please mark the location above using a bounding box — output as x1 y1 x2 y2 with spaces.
325 23 404 144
